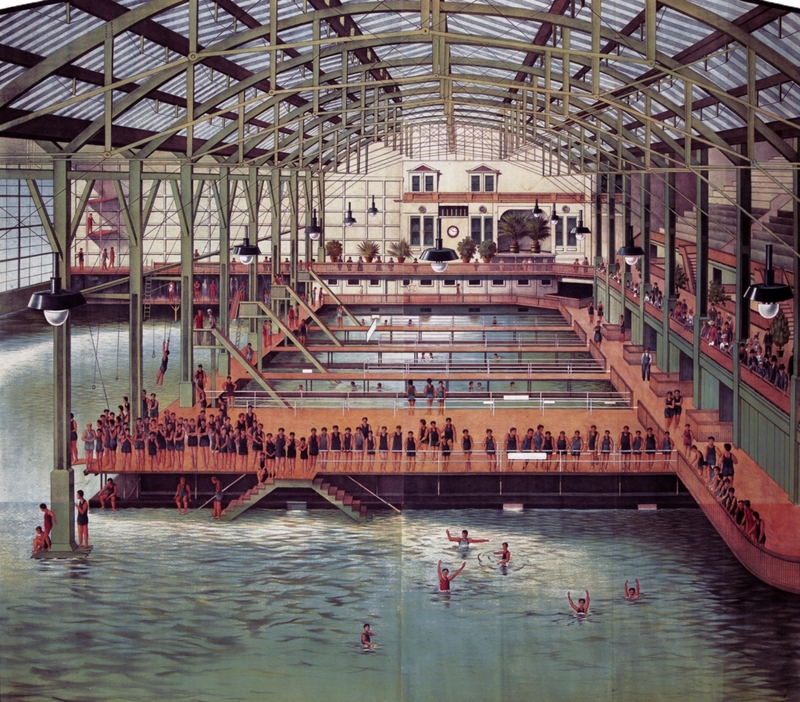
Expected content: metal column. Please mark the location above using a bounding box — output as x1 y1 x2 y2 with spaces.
693 149 709 409
637 170 651 346
662 170 676 371
128 161 144 424
790 138 799 504
177 163 196 407
217 167 232 376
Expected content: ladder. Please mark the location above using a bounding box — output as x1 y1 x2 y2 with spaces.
143 276 153 321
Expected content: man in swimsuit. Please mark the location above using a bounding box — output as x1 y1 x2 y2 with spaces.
98 479 118 511
437 560 466 591
567 590 590 615
495 542 511 566
624 579 641 601
155 339 170 386
174 476 190 515
211 476 223 519
446 529 488 547
39 503 57 550
360 623 376 648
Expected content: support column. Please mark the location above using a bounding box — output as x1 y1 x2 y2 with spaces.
732 145 751 446
217 166 231 376
269 169 282 317
128 161 144 425
592 172 603 305
693 149 709 408
606 173 617 315
621 170 632 318
51 157 78 553
662 170 676 371
289 170 299 287
247 167 260 338
178 164 196 407
637 170 651 346
790 138 799 504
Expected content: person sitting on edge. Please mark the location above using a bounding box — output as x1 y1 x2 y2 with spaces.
437 560 466 591
98 478 118 511
624 579 641 601
446 529 489 547
567 590 590 615
32 526 48 555
495 542 511 566
361 623 376 648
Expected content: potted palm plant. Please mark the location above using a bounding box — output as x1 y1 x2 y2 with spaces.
325 240 343 262
526 215 551 254
356 239 380 262
478 239 497 263
387 239 412 263
457 237 477 263
497 211 529 254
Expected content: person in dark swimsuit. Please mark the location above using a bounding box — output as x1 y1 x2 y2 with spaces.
568 590 590 616
99 479 118 511
484 429 497 472
155 339 170 386
495 542 511 566
329 426 342 472
542 431 554 472
75 490 89 548
438 560 466 591
645 427 657 471
174 476 190 515
556 431 568 469
378 426 389 472
664 391 675 433
265 433 276 479
308 428 319 473
237 429 250 472
461 430 473 471
405 431 417 471
586 425 598 464
599 430 612 471
211 476 223 519
361 623 376 648
504 428 519 472
624 579 641 601
407 380 417 416
391 426 404 472
275 428 287 474
618 425 632 471
632 430 643 468
570 430 583 472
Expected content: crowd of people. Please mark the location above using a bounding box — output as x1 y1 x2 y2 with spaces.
684 436 767 546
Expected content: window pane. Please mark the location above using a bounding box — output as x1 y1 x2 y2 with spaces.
484 175 494 192
424 175 434 192
470 217 482 243
483 217 493 242
411 175 421 192
566 216 577 247
410 216 421 246
423 217 434 246
420 278 434 286
470 175 481 192
555 218 563 247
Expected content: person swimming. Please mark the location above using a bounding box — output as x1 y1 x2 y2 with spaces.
446 529 488 548
438 560 466 591
567 590 590 615
494 542 511 566
360 623 376 648
624 579 641 601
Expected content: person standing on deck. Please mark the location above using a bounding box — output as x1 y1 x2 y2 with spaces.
39 504 57 550
77 247 85 271
211 476 223 519
174 477 190 515
109 247 116 268
641 348 652 381
75 490 89 547
86 213 94 236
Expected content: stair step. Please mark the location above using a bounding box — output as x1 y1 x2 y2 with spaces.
327 486 338 496
359 505 368 516
312 477 324 486
351 499 361 510
343 495 353 505
335 489 346 501
320 482 331 491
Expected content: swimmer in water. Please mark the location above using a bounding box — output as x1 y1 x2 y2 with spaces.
494 542 511 566
567 590 590 615
361 623 376 648
437 560 466 591
446 529 489 547
624 579 641 601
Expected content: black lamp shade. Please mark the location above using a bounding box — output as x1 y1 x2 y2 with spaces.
28 278 86 312
233 237 261 260
367 196 379 217
344 202 357 227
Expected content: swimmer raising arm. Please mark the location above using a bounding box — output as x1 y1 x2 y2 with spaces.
361 623 376 648
437 560 466 591
624 579 640 600
494 542 511 565
446 529 488 545
567 590 590 614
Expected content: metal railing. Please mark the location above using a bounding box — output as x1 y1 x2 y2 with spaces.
360 360 605 376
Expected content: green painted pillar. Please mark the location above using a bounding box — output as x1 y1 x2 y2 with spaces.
606 173 617 316
217 167 231 376
289 170 299 288
637 170 651 347
50 157 78 553
662 170 676 372
732 146 751 446
269 169 282 317
592 172 603 305
178 163 196 407
621 170 632 326
128 161 144 424
693 150 709 408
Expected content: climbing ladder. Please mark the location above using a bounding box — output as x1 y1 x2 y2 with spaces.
219 477 368 522
143 276 153 321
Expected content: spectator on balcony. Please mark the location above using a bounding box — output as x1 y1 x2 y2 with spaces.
775 364 789 392
748 512 766 545
763 329 773 357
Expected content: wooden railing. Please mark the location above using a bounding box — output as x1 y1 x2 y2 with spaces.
676 452 800 594
311 261 594 278
610 366 634 407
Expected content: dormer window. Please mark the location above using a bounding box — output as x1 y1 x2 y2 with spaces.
408 165 440 193
467 165 500 193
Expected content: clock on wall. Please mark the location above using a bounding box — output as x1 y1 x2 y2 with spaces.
446 225 460 238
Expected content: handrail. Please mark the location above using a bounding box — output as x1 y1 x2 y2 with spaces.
191 473 248 514
346 476 402 514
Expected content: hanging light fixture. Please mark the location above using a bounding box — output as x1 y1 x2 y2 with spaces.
420 218 458 273
744 244 793 319
570 210 592 241
367 195 379 218
550 203 559 223
344 202 357 227
233 227 261 265
28 254 86 326
305 208 322 241
617 224 644 264
532 199 544 219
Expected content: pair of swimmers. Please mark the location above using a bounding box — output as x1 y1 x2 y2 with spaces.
446 529 510 565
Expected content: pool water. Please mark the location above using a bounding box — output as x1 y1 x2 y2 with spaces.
0 506 798 702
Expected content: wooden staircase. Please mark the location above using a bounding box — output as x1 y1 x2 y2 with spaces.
219 477 368 522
